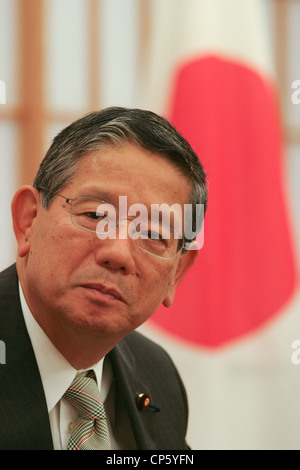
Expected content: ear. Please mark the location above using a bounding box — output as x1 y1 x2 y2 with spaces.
11 186 40 258
162 244 199 308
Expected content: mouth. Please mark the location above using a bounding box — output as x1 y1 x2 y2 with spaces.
80 283 125 303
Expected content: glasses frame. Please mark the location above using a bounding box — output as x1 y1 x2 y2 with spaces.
38 187 188 259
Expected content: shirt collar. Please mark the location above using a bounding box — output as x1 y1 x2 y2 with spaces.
19 282 104 413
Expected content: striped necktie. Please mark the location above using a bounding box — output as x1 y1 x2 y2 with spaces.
64 371 111 450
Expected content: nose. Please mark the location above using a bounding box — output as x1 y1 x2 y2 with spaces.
93 219 138 274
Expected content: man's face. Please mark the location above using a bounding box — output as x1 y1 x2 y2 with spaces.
20 143 195 343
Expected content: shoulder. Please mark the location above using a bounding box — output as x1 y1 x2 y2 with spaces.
0 264 19 315
0 264 17 285
122 329 168 353
0 264 19 317
109 330 190 450
116 330 188 410
122 330 177 369
0 264 18 300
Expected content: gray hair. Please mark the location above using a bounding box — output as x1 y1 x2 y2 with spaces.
34 107 208 239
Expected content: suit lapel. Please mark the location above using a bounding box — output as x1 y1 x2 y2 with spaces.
0 265 53 450
108 337 158 450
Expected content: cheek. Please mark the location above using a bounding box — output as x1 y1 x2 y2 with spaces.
29 227 88 277
139 264 177 309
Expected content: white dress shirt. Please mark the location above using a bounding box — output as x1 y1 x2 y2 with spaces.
18 282 124 450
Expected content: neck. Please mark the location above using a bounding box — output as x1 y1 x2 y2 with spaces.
45 326 118 370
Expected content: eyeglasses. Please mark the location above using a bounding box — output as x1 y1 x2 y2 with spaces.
39 188 187 259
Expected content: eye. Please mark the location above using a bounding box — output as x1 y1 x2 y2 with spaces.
85 211 106 220
148 231 164 241
138 228 168 245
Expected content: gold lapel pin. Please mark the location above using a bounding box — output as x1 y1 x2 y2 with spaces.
136 393 160 412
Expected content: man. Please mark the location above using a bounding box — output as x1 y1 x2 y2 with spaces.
0 107 207 450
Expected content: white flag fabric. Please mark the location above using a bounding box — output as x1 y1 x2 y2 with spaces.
138 0 300 449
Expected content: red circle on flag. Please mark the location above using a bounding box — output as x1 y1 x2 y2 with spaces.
149 56 297 348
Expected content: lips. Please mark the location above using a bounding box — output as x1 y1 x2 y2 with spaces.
80 283 125 303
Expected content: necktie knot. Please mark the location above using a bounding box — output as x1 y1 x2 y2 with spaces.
63 371 111 450
64 375 105 421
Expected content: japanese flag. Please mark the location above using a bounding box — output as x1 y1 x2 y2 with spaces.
139 0 299 449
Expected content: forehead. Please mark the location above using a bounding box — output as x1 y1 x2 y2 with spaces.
67 143 192 207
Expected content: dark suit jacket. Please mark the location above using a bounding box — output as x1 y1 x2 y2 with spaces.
0 265 189 450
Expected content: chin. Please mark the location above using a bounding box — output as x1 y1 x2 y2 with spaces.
65 310 130 338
